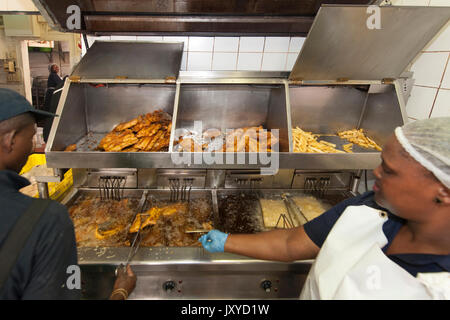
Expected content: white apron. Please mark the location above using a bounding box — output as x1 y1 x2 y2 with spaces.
300 205 449 300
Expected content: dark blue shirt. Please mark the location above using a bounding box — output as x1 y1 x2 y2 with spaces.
0 170 80 300
303 191 449 277
47 72 63 89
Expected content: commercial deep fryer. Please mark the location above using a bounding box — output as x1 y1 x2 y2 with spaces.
41 6 450 299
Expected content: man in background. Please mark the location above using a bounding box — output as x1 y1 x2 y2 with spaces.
43 64 63 113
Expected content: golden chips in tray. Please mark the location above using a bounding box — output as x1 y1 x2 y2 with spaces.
292 127 344 153
293 126 382 153
97 110 172 152
337 128 382 151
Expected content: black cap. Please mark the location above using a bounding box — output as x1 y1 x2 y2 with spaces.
0 88 56 122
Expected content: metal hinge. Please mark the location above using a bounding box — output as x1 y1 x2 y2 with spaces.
69 75 81 83
289 79 303 85
165 76 176 84
381 78 395 84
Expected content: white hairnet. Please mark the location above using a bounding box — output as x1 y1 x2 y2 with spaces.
395 117 450 188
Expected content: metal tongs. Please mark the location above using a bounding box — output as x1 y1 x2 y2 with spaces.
115 191 149 276
275 194 296 229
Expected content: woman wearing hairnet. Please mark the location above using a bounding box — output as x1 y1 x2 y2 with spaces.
199 117 450 299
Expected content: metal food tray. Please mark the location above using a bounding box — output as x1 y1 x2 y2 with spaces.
131 189 216 247
64 188 217 248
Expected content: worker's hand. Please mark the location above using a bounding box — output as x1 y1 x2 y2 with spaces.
110 264 137 300
198 230 229 253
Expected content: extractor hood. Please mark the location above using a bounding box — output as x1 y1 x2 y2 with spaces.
32 0 376 36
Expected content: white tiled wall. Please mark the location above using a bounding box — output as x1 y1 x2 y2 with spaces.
85 35 305 72
392 0 450 120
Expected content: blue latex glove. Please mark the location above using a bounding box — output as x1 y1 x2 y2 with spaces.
198 230 229 253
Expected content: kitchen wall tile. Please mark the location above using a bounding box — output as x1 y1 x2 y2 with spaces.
212 52 237 70
188 37 214 52
441 62 450 89
429 0 450 6
86 36 110 47
264 37 290 53
180 51 187 71
289 37 306 53
430 89 450 117
163 37 189 51
187 52 212 71
239 37 265 52
286 53 299 71
110 35 137 41
423 23 450 52
136 36 163 41
237 52 263 71
261 53 287 71
214 37 239 52
405 86 438 119
400 0 430 5
410 52 448 87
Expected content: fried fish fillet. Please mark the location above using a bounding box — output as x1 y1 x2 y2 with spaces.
98 131 120 150
136 123 161 138
152 131 170 151
64 144 77 152
102 130 139 152
135 136 153 150
114 117 139 132
130 115 150 132
146 129 165 151
129 207 161 233
98 110 172 152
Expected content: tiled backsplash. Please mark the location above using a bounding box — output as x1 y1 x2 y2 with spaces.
392 0 450 120
85 35 304 72
84 0 449 120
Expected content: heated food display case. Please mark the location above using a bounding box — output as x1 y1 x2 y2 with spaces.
43 6 450 299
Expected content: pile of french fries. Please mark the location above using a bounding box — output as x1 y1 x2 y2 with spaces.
292 127 382 153
292 127 344 153
337 129 382 151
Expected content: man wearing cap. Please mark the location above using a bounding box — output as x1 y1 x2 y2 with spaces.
0 88 80 299
0 89 137 300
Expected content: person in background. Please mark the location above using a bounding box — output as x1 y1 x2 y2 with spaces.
200 117 450 299
0 88 136 300
42 79 64 143
43 64 64 113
